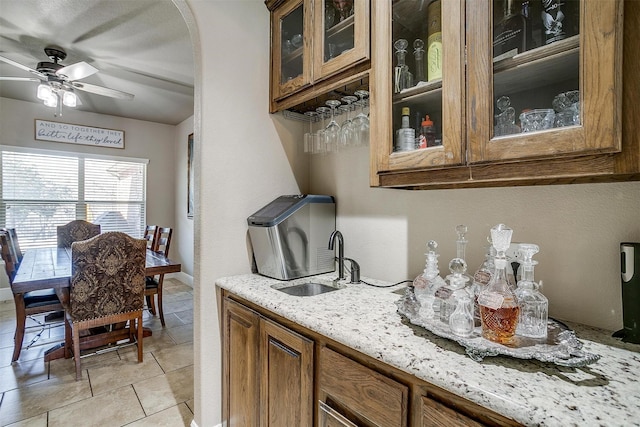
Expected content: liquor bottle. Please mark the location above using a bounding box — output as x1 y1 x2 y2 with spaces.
541 0 579 45
514 243 548 338
472 236 495 326
493 0 529 61
478 224 520 344
418 115 436 149
413 240 447 318
426 0 442 81
395 107 416 152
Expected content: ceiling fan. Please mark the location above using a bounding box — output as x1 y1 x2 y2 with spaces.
0 46 134 115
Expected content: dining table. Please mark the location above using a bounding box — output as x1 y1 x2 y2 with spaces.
12 246 182 361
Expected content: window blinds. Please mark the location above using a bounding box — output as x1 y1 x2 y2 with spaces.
1 147 147 249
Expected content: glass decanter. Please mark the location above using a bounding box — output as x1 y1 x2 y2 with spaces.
447 225 473 286
478 224 520 344
514 243 548 339
439 257 472 324
394 39 413 93
413 240 447 318
494 96 521 137
449 295 474 337
472 236 495 326
413 39 426 83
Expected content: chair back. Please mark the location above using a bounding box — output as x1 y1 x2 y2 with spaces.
0 231 18 284
70 231 146 322
143 225 158 250
153 227 172 257
57 220 101 248
2 228 23 263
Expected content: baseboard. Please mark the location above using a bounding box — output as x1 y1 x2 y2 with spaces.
190 420 223 427
168 271 193 288
0 287 13 302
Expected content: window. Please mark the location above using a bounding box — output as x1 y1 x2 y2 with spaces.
0 146 147 249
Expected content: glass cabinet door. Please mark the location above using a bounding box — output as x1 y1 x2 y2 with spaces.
272 0 313 101
313 0 370 81
371 0 465 183
467 0 623 164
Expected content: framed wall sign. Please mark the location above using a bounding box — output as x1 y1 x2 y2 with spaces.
187 133 194 219
35 120 125 149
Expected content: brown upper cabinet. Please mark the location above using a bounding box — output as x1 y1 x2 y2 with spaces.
266 0 371 113
370 0 640 189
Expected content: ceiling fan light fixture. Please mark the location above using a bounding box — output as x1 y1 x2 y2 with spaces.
63 90 77 107
43 92 58 108
36 83 52 101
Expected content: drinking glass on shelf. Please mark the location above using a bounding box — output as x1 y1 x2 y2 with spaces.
338 106 353 150
352 90 370 146
315 106 331 155
325 99 342 153
303 111 318 154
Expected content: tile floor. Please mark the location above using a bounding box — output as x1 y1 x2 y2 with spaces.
0 278 194 427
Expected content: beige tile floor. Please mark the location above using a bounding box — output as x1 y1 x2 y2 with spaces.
0 278 194 427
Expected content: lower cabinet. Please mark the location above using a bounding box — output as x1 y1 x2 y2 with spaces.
222 292 521 427
222 297 314 427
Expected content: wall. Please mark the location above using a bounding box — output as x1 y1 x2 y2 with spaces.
174 116 195 281
184 1 307 426
310 145 640 332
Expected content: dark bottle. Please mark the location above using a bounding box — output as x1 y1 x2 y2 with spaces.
493 0 529 61
541 0 579 45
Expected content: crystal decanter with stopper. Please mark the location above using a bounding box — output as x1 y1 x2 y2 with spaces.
447 225 473 286
439 257 472 324
514 243 548 339
413 240 447 318
478 224 520 344
394 39 413 93
472 236 495 326
449 294 474 337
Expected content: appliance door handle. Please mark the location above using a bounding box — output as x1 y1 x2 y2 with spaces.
622 244 635 283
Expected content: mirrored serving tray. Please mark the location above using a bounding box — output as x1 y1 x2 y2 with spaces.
396 289 600 367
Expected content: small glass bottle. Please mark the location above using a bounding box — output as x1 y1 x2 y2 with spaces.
394 39 413 93
395 107 416 152
413 39 426 83
478 224 520 344
439 258 472 324
413 240 447 318
514 243 548 339
449 295 474 337
494 96 521 137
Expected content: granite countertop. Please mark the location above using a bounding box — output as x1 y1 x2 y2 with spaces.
216 273 640 427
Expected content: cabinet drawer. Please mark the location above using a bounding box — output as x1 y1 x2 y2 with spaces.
420 396 484 427
318 401 358 427
318 347 408 427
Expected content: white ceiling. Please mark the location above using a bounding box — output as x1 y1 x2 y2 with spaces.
0 0 194 125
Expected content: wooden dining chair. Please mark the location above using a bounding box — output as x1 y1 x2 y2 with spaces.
57 220 101 248
2 228 24 264
143 225 159 250
146 227 172 327
1 231 63 362
64 231 146 380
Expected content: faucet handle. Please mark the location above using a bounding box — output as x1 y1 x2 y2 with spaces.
344 257 360 284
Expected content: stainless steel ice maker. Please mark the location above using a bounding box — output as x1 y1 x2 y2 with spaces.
247 195 336 280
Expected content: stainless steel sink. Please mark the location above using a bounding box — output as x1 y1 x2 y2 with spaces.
273 281 342 297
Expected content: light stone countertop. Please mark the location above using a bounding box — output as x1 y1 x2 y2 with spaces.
216 273 640 427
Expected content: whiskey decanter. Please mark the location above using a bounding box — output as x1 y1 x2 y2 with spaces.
394 39 413 93
472 236 495 325
413 240 446 318
478 224 520 344
514 243 548 339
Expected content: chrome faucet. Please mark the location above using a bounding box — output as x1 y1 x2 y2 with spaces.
344 257 361 284
328 230 345 280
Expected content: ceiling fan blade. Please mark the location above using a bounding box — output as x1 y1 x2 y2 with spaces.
0 54 46 79
71 81 134 100
0 76 42 82
57 61 98 81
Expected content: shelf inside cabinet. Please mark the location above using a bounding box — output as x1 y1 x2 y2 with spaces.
282 46 304 64
392 79 443 105
325 14 354 39
493 35 580 96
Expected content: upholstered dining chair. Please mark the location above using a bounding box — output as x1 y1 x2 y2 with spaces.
1 231 63 362
64 231 146 380
57 220 101 248
143 225 158 250
145 227 172 327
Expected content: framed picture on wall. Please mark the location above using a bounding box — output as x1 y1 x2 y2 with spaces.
187 133 194 219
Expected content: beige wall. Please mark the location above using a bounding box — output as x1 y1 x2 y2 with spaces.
309 146 640 331
174 116 195 279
